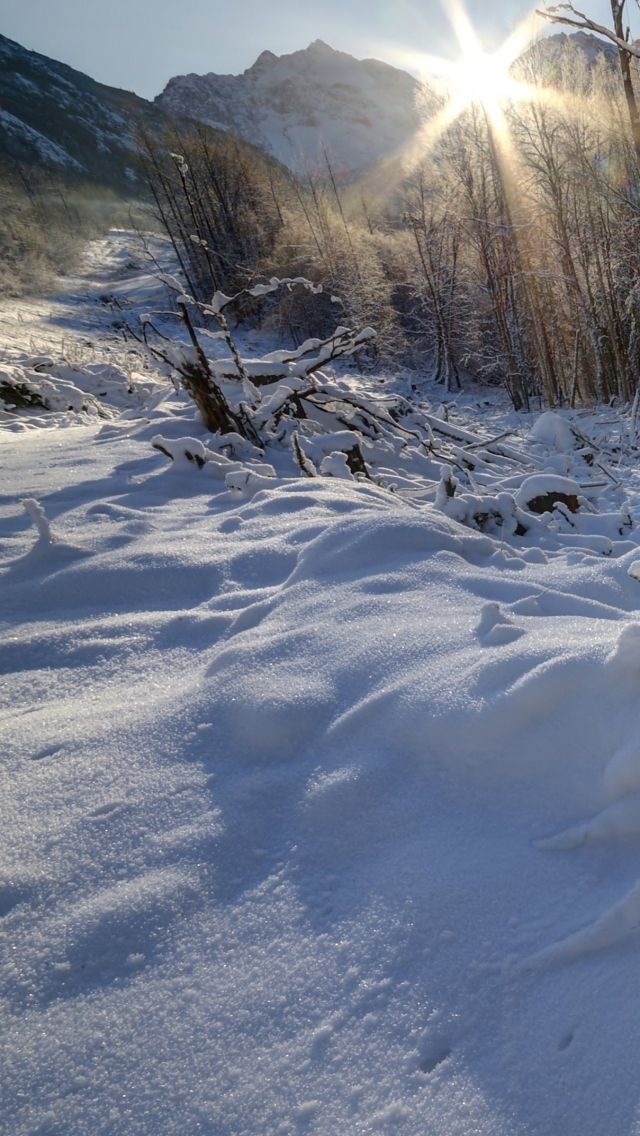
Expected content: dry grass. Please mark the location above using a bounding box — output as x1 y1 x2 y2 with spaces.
0 167 146 298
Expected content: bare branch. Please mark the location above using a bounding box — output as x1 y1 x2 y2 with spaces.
536 4 640 58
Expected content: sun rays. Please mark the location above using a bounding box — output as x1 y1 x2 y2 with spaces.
349 1 606 227
381 0 550 166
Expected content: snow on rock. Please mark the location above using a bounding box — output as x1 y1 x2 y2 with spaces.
515 473 581 512
529 410 579 452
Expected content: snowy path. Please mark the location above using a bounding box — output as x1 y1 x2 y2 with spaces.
0 231 164 362
3 235 640 1135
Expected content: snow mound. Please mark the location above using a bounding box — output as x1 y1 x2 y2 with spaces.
5 407 640 1134
7 231 640 1134
529 411 579 452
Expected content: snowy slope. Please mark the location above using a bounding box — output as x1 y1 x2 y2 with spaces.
155 40 422 178
0 33 167 193
5 235 640 1134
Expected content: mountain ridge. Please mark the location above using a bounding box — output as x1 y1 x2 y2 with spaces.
0 32 169 193
0 29 624 193
154 39 423 179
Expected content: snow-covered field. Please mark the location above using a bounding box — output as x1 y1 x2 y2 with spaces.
5 233 640 1135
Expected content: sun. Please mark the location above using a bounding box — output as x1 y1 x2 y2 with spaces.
451 46 526 113
381 0 546 150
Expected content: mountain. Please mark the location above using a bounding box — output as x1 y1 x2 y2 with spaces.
0 33 167 194
515 28 619 78
542 29 618 65
155 39 422 179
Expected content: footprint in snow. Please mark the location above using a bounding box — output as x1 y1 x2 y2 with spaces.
218 516 243 533
31 744 64 762
87 801 125 820
419 1044 452 1074
0 883 28 919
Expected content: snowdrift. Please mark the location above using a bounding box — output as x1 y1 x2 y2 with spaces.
4 401 640 1135
4 233 640 1134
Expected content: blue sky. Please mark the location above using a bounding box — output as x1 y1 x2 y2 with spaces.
0 0 625 99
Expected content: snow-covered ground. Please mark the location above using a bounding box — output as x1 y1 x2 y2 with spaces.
4 233 640 1135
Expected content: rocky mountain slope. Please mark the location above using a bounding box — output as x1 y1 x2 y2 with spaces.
0 33 166 195
155 39 423 179
542 28 618 65
154 32 624 180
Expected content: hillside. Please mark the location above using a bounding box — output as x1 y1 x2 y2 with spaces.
0 33 167 195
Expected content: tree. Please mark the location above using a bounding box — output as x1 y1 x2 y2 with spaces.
537 2 640 156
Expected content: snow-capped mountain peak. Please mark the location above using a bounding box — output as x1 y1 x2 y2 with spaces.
155 41 422 179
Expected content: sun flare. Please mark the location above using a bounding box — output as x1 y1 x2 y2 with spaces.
450 47 524 114
381 0 547 157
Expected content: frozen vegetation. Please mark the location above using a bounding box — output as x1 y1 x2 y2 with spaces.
4 230 640 1134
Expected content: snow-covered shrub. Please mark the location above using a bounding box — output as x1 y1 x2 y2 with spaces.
136 273 377 449
137 275 635 558
151 434 276 481
436 478 532 537
0 364 85 412
0 354 164 420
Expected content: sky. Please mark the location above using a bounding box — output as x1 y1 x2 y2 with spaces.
0 0 629 100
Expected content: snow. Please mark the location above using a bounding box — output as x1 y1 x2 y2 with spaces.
529 410 579 453
5 233 640 1134
514 473 582 509
0 107 84 168
155 41 422 177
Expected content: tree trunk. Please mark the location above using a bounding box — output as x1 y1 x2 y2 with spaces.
611 1 640 158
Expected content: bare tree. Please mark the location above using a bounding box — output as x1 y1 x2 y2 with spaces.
537 2 640 155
